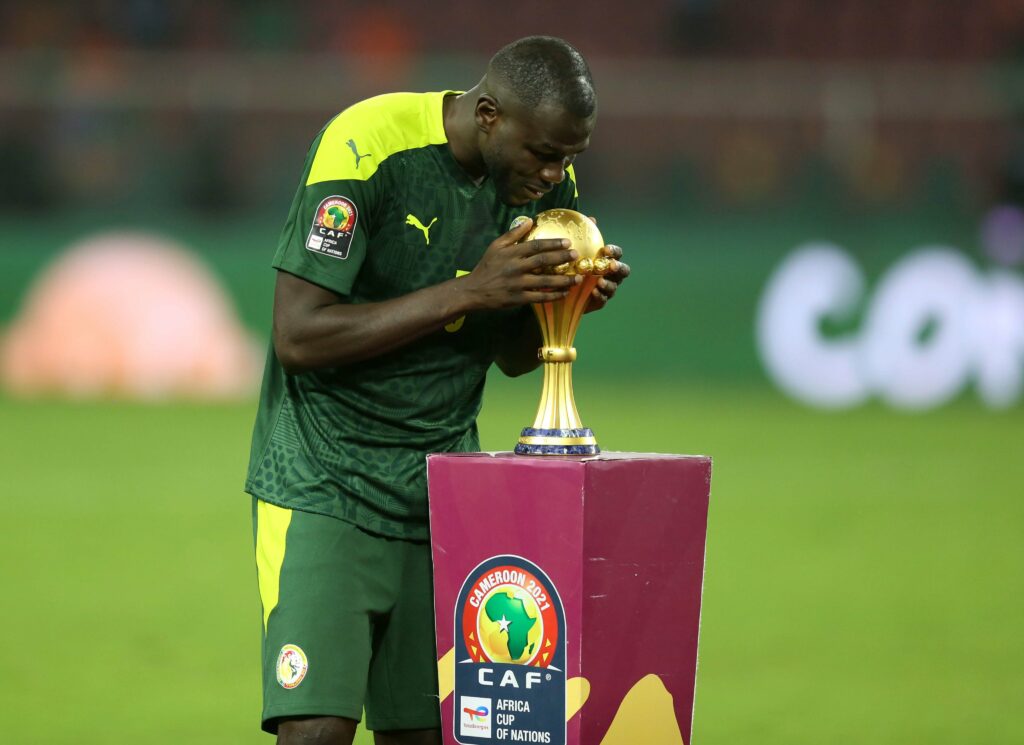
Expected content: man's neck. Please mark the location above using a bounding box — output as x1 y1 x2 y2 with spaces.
443 85 487 182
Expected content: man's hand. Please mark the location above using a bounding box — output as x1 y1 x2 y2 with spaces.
589 245 626 313
455 218 582 310
585 244 630 314
581 216 630 313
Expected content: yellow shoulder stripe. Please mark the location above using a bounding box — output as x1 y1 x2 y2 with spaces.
567 163 579 199
306 91 455 186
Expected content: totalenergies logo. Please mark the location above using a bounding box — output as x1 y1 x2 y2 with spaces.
461 562 559 667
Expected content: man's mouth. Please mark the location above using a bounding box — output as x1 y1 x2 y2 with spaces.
523 183 549 200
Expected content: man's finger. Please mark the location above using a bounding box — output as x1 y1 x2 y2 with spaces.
521 273 579 290
523 288 572 303
515 237 573 257
494 217 535 247
609 260 631 280
525 248 578 272
599 244 623 259
585 288 609 312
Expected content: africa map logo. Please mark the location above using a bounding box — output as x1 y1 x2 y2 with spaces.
461 562 559 667
319 198 355 232
453 555 566 745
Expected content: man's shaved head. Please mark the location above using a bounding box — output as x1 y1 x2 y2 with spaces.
487 36 596 119
453 36 597 205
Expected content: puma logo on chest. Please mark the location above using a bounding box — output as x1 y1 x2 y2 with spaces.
405 214 438 245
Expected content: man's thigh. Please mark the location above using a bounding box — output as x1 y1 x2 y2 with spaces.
255 500 398 733
364 536 442 732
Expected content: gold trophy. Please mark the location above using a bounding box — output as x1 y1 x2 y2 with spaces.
515 209 617 455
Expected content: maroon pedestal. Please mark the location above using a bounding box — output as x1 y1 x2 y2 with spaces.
428 452 711 745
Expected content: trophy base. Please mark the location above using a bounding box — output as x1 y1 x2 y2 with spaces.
514 427 600 456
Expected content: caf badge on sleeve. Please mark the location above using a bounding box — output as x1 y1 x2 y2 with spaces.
306 196 358 259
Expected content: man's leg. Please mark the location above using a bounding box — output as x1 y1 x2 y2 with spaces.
364 536 442 736
373 728 442 745
255 501 393 736
278 716 359 745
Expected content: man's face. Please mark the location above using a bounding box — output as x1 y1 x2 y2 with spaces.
479 101 594 207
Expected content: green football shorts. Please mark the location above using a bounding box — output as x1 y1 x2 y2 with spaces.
253 498 441 733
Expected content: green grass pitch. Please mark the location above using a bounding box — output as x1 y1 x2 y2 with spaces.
1 378 1021 744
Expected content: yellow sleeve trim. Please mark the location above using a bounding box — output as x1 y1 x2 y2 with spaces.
255 500 293 631
566 163 579 199
306 91 456 186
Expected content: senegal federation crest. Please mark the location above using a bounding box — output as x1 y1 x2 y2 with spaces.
276 644 308 689
454 555 566 745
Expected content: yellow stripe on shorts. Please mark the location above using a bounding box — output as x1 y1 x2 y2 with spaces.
255 500 293 631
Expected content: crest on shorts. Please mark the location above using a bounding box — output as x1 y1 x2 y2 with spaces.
306 195 358 259
276 644 308 689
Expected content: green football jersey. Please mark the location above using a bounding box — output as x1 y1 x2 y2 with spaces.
245 91 580 539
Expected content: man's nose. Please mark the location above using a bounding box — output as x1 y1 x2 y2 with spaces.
539 160 567 185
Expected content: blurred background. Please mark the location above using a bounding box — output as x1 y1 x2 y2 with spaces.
1 1 1021 743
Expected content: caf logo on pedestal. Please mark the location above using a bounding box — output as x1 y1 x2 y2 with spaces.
453 555 567 745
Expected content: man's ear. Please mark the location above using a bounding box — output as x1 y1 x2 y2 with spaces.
475 94 500 134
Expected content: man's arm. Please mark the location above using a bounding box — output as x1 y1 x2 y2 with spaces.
273 218 580 374
494 311 544 377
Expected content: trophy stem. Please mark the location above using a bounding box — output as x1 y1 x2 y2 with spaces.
515 284 600 456
534 361 582 430
514 358 598 454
